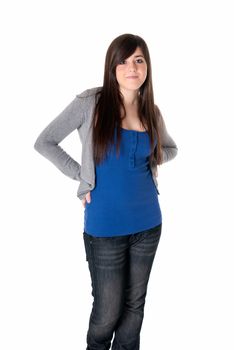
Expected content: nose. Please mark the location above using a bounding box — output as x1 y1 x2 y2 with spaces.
128 61 137 72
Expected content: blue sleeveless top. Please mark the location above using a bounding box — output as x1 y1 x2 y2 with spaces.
84 127 162 237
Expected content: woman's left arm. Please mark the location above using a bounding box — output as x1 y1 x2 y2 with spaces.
158 112 178 163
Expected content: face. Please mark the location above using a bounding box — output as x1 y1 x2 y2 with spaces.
115 47 147 93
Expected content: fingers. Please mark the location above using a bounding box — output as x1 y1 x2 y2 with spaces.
86 191 91 203
81 192 91 208
155 167 158 177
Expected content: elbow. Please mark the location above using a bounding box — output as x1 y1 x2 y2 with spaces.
34 135 50 155
171 145 178 160
34 137 43 154
161 145 178 163
34 137 40 152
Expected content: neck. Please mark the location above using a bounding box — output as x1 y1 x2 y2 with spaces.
120 88 139 107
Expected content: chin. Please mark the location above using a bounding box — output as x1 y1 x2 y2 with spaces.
123 83 143 91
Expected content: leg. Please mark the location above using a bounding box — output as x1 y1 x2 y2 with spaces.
112 224 162 350
83 232 129 350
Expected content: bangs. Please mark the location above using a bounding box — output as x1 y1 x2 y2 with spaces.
116 41 138 63
111 37 141 70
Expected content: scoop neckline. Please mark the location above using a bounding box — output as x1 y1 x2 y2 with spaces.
120 126 148 133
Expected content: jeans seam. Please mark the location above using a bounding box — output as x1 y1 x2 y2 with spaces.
88 238 98 304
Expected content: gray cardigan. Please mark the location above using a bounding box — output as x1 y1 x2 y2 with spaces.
34 87 178 200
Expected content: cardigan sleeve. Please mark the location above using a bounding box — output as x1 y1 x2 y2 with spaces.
158 112 178 163
34 96 85 181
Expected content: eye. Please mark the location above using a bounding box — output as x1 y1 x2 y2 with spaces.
119 60 126 65
136 58 144 63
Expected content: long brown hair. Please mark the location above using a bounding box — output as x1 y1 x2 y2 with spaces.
91 33 163 167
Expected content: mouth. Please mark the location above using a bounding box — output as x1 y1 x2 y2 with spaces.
126 76 139 79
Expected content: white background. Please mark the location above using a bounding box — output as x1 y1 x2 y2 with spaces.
0 0 233 349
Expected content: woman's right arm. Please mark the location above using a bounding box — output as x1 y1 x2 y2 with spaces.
34 96 85 181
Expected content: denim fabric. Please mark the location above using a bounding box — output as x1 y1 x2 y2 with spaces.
83 224 162 349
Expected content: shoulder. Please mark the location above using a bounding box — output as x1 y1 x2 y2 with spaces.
76 86 102 99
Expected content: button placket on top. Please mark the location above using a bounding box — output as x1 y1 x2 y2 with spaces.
129 132 138 169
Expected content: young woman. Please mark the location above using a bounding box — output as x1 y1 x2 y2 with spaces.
34 33 178 350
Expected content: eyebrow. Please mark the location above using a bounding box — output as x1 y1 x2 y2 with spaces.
134 55 144 58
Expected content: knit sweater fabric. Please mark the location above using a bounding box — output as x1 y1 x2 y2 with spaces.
34 87 178 201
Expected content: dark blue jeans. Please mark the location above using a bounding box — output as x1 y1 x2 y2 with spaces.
83 223 162 350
